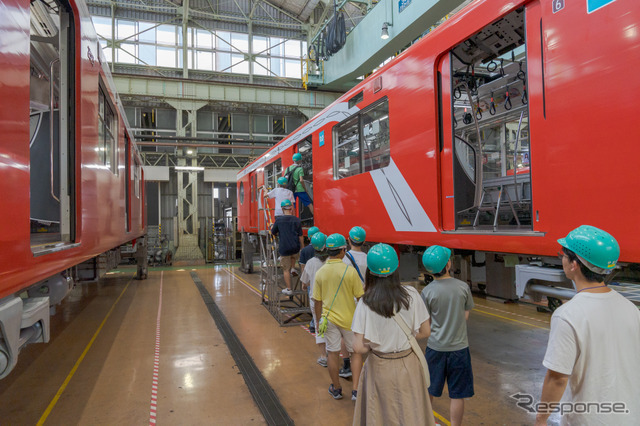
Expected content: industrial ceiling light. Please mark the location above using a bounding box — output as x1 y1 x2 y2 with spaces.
381 22 392 40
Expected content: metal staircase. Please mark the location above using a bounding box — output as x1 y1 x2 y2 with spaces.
258 191 312 327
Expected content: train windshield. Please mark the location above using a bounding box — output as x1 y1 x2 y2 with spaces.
449 7 532 231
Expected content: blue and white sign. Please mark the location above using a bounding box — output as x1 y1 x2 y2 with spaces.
552 0 564 13
319 130 325 147
399 0 411 13
587 0 617 13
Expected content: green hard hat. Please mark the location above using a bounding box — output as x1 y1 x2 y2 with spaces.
311 232 327 251
292 153 302 162
277 177 287 186
281 199 293 209
558 225 619 273
325 233 347 249
308 226 320 237
422 245 452 274
349 226 366 243
367 243 399 277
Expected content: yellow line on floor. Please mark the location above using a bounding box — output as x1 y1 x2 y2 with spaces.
473 308 549 330
224 267 265 298
435 412 451 425
473 301 550 324
37 276 134 426
225 267 451 425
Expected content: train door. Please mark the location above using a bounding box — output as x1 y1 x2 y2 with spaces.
249 171 258 231
296 137 313 226
29 0 76 250
439 7 532 231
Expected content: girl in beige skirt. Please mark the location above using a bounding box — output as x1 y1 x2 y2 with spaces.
351 244 436 426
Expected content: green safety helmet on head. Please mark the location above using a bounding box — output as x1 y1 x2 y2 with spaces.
277 177 287 186
367 243 399 277
422 245 452 274
281 199 293 209
558 225 619 274
348 226 366 244
325 233 347 249
311 232 327 251
308 226 320 237
292 153 302 162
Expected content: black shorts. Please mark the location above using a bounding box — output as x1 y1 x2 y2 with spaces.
425 347 474 399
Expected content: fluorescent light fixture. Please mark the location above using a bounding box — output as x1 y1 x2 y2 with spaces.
175 166 205 171
186 150 193 155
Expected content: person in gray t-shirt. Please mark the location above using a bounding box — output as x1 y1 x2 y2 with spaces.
421 245 474 426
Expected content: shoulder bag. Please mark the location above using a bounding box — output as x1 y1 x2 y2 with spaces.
393 314 431 387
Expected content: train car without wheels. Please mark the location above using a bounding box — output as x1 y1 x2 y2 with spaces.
238 0 640 307
0 0 147 378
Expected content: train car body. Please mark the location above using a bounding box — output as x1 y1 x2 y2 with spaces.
0 0 146 377
238 0 640 299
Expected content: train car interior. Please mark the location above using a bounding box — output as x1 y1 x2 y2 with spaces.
29 0 76 251
449 8 532 231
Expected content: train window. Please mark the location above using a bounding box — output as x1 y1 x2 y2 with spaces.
348 91 363 108
334 116 361 179
99 83 118 174
449 7 532 230
454 136 476 183
134 162 140 198
333 97 390 179
239 181 244 204
362 102 390 172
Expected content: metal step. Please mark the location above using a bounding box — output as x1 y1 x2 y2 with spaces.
280 307 311 314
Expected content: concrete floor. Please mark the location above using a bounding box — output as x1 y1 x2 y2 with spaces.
0 265 553 425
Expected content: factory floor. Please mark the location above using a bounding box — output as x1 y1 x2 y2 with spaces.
0 264 554 425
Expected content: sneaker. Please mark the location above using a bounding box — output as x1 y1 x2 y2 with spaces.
339 366 352 378
281 288 293 296
351 390 357 401
328 384 343 400
290 268 299 277
317 356 327 367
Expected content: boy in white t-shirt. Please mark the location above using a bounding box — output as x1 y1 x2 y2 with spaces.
300 232 329 367
267 177 295 217
537 225 640 426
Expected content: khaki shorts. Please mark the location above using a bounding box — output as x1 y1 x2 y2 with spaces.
280 253 299 270
325 321 354 353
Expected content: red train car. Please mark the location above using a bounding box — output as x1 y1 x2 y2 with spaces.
0 0 146 377
238 0 640 300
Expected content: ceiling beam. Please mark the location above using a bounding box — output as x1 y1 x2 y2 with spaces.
112 73 341 114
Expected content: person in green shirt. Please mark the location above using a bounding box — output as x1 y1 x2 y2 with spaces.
285 153 313 214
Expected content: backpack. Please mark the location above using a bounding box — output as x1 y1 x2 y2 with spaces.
284 165 300 193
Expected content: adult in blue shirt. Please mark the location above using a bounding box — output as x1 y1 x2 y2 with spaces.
271 199 303 296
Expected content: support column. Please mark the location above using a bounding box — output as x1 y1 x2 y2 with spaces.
169 101 207 263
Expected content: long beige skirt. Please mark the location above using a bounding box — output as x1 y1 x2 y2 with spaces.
352 348 436 426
